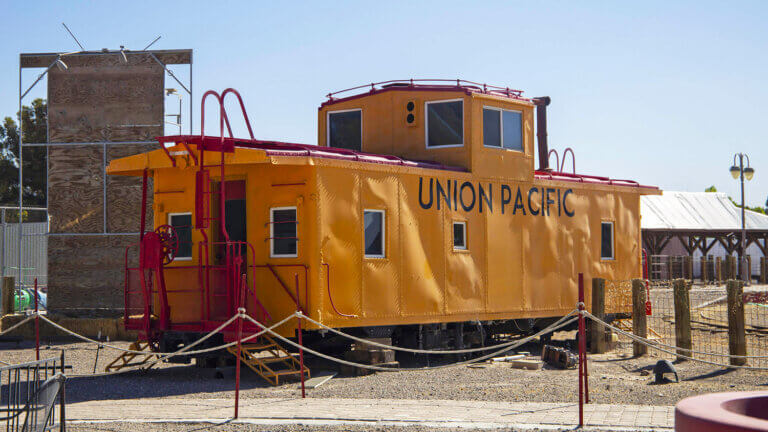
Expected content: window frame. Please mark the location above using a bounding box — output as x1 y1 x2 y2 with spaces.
424 98 464 149
482 105 524 152
363 209 386 259
270 206 298 258
167 212 193 261
600 221 615 261
326 108 363 150
452 220 467 251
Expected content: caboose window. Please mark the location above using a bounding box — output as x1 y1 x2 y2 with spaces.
328 109 362 151
270 207 298 258
601 221 614 260
168 213 192 260
363 209 385 258
426 99 463 148
453 221 467 250
483 107 523 151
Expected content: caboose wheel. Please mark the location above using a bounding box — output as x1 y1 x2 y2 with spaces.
155 224 179 264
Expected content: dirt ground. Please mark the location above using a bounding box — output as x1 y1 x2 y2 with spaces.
2 334 766 409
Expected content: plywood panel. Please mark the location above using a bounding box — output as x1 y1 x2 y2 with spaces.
43 51 170 315
47 235 138 314
21 50 192 68
47 56 163 143
48 146 103 233
107 144 155 232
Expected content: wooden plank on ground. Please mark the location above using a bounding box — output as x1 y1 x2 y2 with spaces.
301 372 336 389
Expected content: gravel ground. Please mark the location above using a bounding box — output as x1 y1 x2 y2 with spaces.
5 285 768 431
67 422 621 432
1 337 766 407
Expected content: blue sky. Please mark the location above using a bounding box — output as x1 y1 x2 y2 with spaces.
2 0 767 207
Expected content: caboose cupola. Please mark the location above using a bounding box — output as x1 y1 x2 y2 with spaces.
318 79 539 182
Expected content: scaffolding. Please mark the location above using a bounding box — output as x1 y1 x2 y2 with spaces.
14 47 193 297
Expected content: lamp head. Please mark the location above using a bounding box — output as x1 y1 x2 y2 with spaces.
165 88 177 96
730 165 741 179
744 166 755 181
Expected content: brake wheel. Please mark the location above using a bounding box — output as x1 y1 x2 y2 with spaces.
154 224 179 265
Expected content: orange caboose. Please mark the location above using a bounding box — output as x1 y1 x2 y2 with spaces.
107 81 659 370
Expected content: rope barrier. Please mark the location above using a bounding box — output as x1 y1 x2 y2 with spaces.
581 310 768 359
582 310 768 371
66 313 299 378
297 310 579 355
8 305 768 376
242 313 579 372
37 313 242 356
0 315 35 337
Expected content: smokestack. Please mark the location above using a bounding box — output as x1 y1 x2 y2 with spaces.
533 96 551 171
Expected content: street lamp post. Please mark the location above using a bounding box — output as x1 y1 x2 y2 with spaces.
730 153 755 282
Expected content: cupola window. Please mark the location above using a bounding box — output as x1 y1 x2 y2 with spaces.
426 99 463 148
328 109 362 151
483 107 523 151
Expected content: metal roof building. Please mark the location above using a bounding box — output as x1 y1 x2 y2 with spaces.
641 191 768 257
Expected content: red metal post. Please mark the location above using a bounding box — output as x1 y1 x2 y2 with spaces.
296 273 306 398
140 169 148 240
577 272 588 428
34 278 39 361
234 273 245 419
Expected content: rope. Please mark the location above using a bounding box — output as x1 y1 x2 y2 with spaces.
583 310 768 370
0 315 35 337
67 313 298 378
0 311 297 374
297 310 579 355
242 313 579 372
37 313 242 356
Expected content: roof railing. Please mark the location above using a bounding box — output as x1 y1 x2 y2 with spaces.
325 79 526 101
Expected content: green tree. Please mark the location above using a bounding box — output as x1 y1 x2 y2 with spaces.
0 98 47 207
704 186 766 214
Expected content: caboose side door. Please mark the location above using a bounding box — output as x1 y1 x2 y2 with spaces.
209 179 248 320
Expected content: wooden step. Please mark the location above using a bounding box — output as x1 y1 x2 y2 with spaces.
241 343 279 351
250 355 295 365
226 335 310 386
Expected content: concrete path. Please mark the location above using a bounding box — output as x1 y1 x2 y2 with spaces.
68 397 675 430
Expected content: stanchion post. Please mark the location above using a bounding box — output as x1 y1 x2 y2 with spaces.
295 273 306 399
234 273 245 419
760 257 766 284
60 349 66 432
631 279 647 356
34 278 39 361
590 278 606 354
727 280 746 366
673 279 692 361
577 272 587 427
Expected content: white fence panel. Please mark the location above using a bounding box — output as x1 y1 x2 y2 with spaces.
0 221 48 288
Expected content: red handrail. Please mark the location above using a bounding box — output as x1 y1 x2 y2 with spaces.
561 147 576 174
220 88 255 140
326 79 525 100
548 149 559 172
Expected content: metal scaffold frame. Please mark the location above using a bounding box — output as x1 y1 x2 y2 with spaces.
14 47 193 289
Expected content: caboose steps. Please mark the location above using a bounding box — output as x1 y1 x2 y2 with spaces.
226 335 310 386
